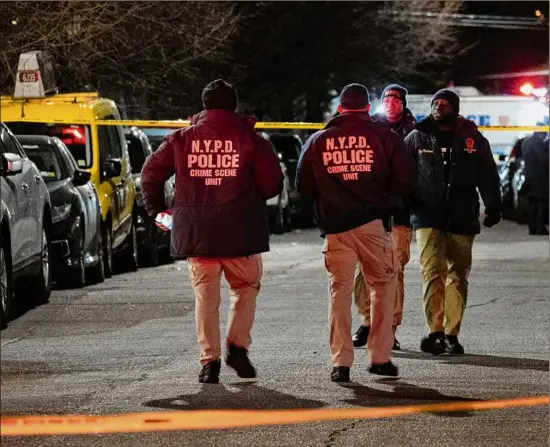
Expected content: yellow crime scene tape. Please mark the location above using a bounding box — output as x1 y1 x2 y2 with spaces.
1 395 547 437
2 117 549 132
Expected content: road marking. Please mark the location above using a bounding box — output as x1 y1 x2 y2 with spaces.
1 395 547 436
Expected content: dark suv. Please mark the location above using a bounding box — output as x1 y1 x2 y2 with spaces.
125 127 174 266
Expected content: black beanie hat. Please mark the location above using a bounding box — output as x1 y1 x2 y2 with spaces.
381 84 408 107
431 88 460 114
340 83 370 110
202 79 238 111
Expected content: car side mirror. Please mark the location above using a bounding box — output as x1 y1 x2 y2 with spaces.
103 159 122 178
0 153 23 176
72 168 91 186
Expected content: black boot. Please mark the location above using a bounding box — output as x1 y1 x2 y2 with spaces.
199 359 221 384
444 335 465 355
226 344 256 378
368 361 399 377
352 325 370 348
420 332 446 355
331 366 350 382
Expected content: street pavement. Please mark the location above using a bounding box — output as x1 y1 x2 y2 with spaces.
1 219 548 446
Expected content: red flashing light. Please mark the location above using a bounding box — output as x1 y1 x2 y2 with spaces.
519 82 534 95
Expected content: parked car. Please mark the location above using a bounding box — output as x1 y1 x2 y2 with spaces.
16 135 104 287
0 123 52 327
139 127 176 190
269 132 313 226
260 133 292 234
512 159 530 224
500 137 525 221
140 127 173 152
125 127 174 266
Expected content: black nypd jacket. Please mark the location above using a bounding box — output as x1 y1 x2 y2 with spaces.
404 116 501 235
372 108 417 226
296 112 415 235
141 110 283 258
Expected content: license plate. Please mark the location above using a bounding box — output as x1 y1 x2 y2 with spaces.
18 71 40 83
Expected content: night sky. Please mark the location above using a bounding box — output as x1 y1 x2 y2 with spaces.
452 1 549 92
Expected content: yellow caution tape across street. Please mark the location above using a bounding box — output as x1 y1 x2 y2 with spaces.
0 395 547 437
2 116 548 132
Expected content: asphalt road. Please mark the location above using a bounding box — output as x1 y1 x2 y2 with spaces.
1 219 548 446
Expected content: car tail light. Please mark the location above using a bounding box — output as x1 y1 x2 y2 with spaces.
56 125 86 145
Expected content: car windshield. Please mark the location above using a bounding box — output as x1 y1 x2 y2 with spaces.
5 122 92 168
22 144 67 182
126 135 146 173
140 128 172 151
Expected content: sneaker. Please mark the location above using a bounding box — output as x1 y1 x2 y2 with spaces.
352 325 370 348
368 361 399 377
420 332 446 355
225 344 256 378
444 335 465 355
199 359 221 384
392 337 401 351
331 366 350 382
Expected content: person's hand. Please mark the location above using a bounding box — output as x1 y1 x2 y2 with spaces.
483 213 501 228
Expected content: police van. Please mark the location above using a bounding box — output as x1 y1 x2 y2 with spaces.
1 51 139 277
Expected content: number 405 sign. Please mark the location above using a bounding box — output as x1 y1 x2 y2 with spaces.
18 70 40 83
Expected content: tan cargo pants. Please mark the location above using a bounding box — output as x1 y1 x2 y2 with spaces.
323 220 398 367
354 225 412 327
186 255 262 366
415 228 475 336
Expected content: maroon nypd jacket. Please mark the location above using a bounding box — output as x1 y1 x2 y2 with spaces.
296 112 415 235
141 110 283 258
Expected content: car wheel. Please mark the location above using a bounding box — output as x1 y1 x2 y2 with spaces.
103 224 114 279
71 232 86 288
140 223 159 267
0 232 13 328
88 231 105 284
31 227 52 305
118 221 139 273
283 205 292 233
271 201 285 235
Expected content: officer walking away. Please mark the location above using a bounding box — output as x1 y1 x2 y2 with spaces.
521 129 549 235
404 89 502 356
141 79 283 383
352 84 417 351
296 83 415 382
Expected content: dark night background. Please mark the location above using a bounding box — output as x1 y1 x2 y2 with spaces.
0 1 548 119
452 1 548 93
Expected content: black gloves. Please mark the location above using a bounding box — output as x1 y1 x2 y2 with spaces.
483 213 501 228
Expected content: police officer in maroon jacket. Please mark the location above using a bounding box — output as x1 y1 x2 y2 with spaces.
141 79 283 384
296 83 415 382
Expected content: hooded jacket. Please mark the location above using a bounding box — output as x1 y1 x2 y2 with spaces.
296 112 415 235
404 116 501 235
141 109 283 258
